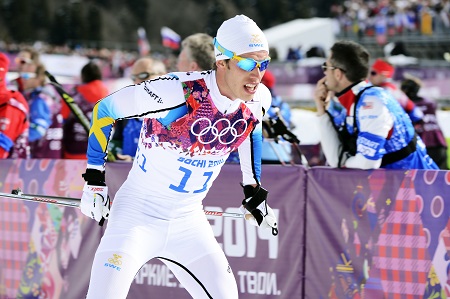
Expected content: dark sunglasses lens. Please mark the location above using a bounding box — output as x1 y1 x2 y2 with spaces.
370 71 377 76
259 60 270 71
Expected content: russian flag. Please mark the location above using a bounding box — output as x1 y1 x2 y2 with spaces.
161 26 181 50
137 27 150 56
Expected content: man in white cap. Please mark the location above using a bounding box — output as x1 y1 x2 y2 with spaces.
80 15 277 298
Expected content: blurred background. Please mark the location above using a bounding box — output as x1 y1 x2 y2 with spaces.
1 0 449 97
1 0 449 165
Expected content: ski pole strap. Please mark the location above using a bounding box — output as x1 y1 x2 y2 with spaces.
82 169 105 184
242 186 268 209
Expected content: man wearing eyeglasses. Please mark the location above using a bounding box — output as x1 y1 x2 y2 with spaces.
130 57 167 84
108 57 167 162
313 40 438 170
81 15 277 299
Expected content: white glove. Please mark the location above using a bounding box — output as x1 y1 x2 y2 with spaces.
240 202 278 231
80 183 111 223
81 169 111 225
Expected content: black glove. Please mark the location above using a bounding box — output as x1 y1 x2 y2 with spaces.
241 184 278 236
82 169 106 186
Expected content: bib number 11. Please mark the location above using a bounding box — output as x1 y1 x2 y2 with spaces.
169 166 213 194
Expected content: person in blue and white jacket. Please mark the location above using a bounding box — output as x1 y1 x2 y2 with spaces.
80 15 277 299
313 40 438 170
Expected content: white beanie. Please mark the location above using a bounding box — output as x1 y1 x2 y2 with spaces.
214 15 269 61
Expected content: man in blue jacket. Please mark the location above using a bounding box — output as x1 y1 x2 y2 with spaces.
313 40 437 170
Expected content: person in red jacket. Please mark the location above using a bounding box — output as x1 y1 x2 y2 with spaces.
369 58 424 123
0 52 30 159
62 61 109 159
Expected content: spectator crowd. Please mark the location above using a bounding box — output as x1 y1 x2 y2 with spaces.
0 33 447 169
332 0 450 38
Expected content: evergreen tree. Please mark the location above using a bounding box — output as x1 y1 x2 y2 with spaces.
50 6 70 45
86 5 102 43
127 0 149 27
68 2 85 43
7 0 34 42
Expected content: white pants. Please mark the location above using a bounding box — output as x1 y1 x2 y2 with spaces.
85 189 238 299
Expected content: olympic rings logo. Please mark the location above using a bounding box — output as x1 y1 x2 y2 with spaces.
190 117 248 145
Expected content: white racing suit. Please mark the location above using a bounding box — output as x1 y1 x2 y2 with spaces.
85 70 271 298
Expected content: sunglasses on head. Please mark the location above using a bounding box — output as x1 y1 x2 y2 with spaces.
321 62 346 73
213 38 271 72
131 72 154 81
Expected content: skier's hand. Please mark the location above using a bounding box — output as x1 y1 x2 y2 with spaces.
80 169 111 225
241 185 278 236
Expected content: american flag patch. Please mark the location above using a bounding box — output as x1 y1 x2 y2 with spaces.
362 101 373 109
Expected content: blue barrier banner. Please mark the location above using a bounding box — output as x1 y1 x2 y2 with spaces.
305 167 450 299
1 160 448 298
